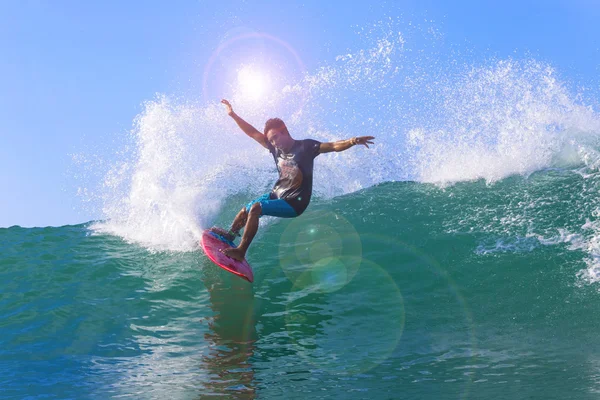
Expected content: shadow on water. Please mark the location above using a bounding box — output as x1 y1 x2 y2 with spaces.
198 268 257 399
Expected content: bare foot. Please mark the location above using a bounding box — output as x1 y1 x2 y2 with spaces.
210 227 236 242
221 246 246 262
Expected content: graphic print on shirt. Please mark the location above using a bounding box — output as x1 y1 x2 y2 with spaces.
275 155 303 196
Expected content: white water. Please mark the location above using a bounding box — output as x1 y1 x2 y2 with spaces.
407 59 600 184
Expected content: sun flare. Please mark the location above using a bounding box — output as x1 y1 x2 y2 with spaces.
237 66 270 101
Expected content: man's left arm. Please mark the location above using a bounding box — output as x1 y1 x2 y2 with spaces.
318 136 375 154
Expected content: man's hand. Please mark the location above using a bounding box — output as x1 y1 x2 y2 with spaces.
221 99 234 116
353 136 375 148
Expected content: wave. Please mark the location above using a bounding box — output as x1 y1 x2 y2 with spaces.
72 19 600 255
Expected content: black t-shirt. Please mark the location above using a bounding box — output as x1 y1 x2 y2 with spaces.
266 139 321 215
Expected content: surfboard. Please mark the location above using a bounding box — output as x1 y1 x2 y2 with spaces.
200 229 254 283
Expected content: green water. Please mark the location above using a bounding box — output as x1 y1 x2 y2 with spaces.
2 171 600 399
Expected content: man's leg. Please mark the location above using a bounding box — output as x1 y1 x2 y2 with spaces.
229 207 248 235
210 207 247 241
222 203 261 261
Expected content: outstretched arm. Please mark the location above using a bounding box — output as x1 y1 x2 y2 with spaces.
221 99 269 149
319 136 375 154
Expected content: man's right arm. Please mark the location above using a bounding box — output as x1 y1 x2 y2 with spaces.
221 99 269 149
230 112 269 149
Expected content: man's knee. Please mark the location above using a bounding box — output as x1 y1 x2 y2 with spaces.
249 202 262 217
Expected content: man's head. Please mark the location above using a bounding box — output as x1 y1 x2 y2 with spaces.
264 118 294 150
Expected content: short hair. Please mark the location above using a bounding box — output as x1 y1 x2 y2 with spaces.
264 118 289 136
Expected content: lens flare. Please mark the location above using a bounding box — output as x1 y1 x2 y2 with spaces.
237 65 270 101
278 210 362 291
285 258 405 375
202 29 307 110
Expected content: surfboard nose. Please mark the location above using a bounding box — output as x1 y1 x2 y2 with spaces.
201 229 254 283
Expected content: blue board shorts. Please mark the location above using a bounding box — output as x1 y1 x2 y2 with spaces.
246 193 298 218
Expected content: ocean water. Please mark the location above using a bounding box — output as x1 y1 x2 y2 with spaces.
4 174 600 399
6 19 600 399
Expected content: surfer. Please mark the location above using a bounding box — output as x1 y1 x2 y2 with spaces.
213 99 375 261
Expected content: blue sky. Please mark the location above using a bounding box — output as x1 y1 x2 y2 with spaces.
1 0 599 227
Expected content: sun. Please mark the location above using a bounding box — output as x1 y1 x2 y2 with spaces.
237 65 270 101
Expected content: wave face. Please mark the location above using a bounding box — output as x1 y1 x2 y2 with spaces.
5 172 600 398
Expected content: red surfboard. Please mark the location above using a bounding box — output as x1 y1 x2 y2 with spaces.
200 229 254 283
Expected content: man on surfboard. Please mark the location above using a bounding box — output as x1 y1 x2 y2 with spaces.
213 99 375 262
